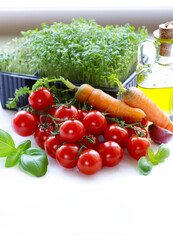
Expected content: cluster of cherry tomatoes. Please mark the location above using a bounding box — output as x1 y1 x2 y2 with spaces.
11 87 151 175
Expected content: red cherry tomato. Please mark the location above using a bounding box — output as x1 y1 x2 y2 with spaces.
44 135 62 158
34 125 55 149
80 133 100 150
127 135 151 160
55 143 80 168
59 120 85 143
97 141 123 167
104 124 129 148
122 117 148 127
126 125 148 138
140 118 148 127
78 110 88 122
12 110 38 137
28 88 54 111
83 111 107 136
39 105 57 124
54 105 79 123
77 149 102 175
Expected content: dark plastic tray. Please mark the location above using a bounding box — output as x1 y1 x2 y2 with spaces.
0 72 67 109
0 55 147 109
0 70 137 109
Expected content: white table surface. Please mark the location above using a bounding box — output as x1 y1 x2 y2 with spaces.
0 104 173 240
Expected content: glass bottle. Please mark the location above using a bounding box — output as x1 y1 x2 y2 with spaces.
136 22 173 120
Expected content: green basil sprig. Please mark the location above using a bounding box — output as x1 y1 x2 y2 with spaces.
0 129 48 177
138 143 170 176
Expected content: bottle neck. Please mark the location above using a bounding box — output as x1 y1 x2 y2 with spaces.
156 43 173 65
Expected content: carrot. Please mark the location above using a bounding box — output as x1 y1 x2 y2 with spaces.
58 78 146 121
116 80 173 133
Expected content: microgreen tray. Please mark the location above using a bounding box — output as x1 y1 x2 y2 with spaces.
0 54 148 110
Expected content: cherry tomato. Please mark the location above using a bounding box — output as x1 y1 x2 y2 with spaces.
122 117 148 127
97 141 123 167
127 135 151 160
80 133 100 150
140 118 148 127
83 111 107 136
55 143 80 168
44 135 62 158
78 109 88 122
126 125 148 138
28 88 54 111
59 120 85 143
104 124 129 148
34 125 55 149
54 105 79 123
77 149 102 175
12 110 38 137
39 115 54 125
39 105 57 124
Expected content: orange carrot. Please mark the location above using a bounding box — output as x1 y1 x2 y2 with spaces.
75 84 94 102
85 88 146 120
58 78 146 121
116 81 173 133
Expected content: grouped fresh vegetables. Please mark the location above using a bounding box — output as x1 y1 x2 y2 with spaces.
1 18 171 178
5 76 171 176
0 18 148 87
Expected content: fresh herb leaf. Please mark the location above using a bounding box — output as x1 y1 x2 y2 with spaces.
5 151 20 168
150 143 170 165
0 129 48 177
147 148 154 159
17 140 31 154
138 156 152 176
19 147 48 177
0 129 16 157
138 143 170 175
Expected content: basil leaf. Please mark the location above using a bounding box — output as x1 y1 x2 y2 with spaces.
17 140 31 154
0 129 16 157
19 147 48 177
138 157 152 176
148 148 154 159
5 151 20 168
154 143 170 163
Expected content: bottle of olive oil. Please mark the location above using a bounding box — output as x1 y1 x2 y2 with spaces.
137 22 173 119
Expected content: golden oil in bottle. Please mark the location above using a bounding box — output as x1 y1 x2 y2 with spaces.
137 86 173 114
137 64 173 115
137 22 173 118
